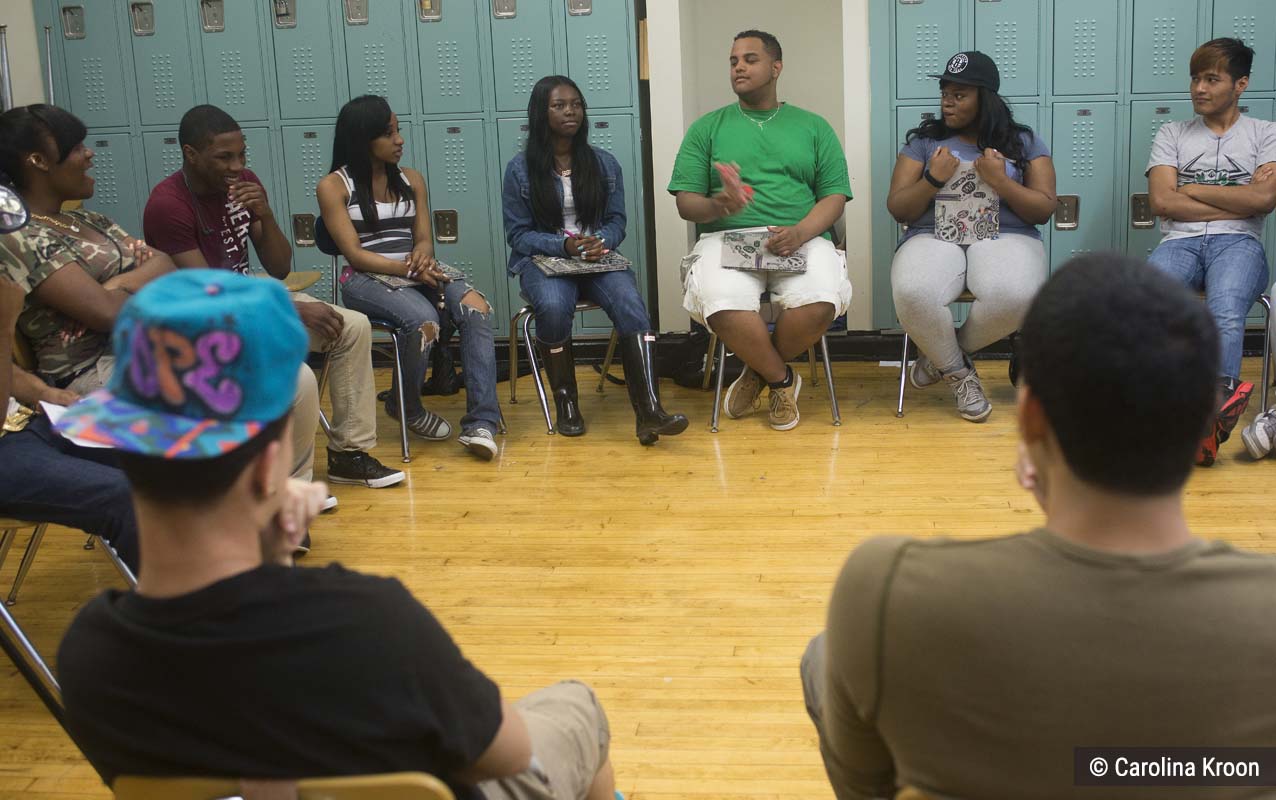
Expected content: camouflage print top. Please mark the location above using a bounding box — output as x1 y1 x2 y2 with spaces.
0 209 140 384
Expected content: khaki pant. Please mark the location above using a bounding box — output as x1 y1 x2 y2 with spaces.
480 681 610 800
293 292 377 454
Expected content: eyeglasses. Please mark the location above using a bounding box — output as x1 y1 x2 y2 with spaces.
550 100 586 112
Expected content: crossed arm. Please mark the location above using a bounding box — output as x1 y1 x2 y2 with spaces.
1148 162 1276 222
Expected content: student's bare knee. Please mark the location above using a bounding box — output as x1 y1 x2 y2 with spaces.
461 289 490 316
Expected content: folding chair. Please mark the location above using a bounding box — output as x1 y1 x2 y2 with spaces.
895 289 979 418
508 302 620 435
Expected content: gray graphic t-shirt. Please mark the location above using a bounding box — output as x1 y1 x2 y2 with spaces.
1146 115 1276 240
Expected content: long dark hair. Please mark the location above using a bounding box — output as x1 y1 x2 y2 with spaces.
906 84 1034 172
329 95 411 227
525 76 605 232
0 104 86 189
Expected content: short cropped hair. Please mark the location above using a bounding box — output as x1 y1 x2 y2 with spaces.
734 29 782 61
1019 253 1218 496
117 415 290 508
178 104 240 150
1190 38 1254 81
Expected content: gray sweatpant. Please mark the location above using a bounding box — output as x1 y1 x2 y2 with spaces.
890 232 1048 374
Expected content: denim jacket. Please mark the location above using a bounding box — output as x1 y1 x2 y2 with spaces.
501 147 627 275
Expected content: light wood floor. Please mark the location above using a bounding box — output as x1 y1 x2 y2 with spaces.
1 356 1273 800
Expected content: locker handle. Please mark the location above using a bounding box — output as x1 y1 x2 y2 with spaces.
1055 195 1080 231
130 2 156 36
434 210 459 244
418 0 443 23
60 6 86 40
493 0 516 19
273 0 297 29
1130 194 1155 229
344 0 369 25
567 0 592 15
199 0 225 33
292 214 316 247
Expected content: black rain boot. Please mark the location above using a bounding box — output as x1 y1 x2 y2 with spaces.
537 337 586 437
621 331 689 446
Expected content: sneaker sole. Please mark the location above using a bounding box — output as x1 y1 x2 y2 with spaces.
960 405 993 423
328 471 406 489
724 371 763 419
1241 425 1273 460
769 375 802 431
460 438 497 461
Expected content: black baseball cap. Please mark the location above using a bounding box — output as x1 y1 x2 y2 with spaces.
930 51 1000 93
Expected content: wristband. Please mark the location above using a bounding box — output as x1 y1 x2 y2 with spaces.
922 168 945 189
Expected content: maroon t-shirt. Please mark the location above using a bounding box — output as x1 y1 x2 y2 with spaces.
143 169 264 273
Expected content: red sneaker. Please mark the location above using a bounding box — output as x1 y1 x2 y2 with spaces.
1216 381 1254 445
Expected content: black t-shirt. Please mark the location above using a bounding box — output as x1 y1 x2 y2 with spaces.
57 564 502 800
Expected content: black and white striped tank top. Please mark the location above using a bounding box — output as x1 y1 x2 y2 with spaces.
336 166 415 260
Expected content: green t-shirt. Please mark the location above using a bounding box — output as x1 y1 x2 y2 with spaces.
667 102 852 236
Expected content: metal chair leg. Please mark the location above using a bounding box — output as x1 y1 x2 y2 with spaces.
388 331 411 464
522 312 555 434
83 534 95 550
1260 295 1272 412
509 308 525 404
315 350 334 440
701 332 719 391
98 537 137 589
820 335 840 426
596 328 619 393
808 346 819 387
0 529 16 575
7 524 48 607
0 600 63 723
711 340 728 433
896 332 911 418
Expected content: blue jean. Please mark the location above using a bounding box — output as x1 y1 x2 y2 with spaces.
1147 233 1270 381
518 267 650 343
0 415 139 571
340 272 501 433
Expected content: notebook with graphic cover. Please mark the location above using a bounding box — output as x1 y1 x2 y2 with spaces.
364 262 467 290
934 162 1000 245
719 230 807 273
532 251 632 276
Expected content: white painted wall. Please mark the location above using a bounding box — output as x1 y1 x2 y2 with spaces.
647 0 873 331
1 0 46 107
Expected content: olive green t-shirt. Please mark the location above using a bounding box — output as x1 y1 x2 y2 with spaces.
667 102 852 236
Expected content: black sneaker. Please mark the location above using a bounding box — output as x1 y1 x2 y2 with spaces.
326 449 406 488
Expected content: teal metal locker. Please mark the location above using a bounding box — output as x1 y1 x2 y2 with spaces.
496 116 531 333
894 0 960 101
343 0 413 114
83 133 143 238
1126 100 1194 260
974 0 1039 98
140 131 185 194
55 2 131 128
491 0 557 112
1053 0 1119 95
578 114 642 331
1050 102 1117 270
281 124 337 301
1131 0 1200 94
416 0 486 115
421 120 501 329
1240 100 1276 326
126 1 198 127
1213 0 1276 92
272 1 342 120
564 0 633 109
199 0 271 122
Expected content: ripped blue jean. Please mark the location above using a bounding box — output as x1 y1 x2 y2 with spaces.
340 272 501 434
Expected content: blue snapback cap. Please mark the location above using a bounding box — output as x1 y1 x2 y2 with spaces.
55 269 308 459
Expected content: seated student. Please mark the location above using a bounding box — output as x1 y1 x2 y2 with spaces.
0 276 138 572
143 104 403 490
670 30 851 431
1146 38 1276 466
503 76 687 445
886 51 1056 423
318 95 501 461
0 105 172 394
801 253 1276 800
55 269 619 800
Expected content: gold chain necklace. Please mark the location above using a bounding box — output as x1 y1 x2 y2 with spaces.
737 102 783 129
32 212 81 234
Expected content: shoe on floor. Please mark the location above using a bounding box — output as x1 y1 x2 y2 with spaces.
724 365 765 419
1241 407 1276 459
386 398 453 441
458 427 498 461
1199 381 1256 466
326 449 406 488
321 495 338 513
294 531 311 557
768 372 802 431
909 353 943 389
944 363 992 422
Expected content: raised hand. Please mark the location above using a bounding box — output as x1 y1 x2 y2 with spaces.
927 145 961 184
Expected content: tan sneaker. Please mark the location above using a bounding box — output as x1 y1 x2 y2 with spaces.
767 373 802 431
724 365 765 419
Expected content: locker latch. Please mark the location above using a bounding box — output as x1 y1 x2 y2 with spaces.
419 0 443 23
493 0 517 19
344 0 369 25
273 0 298 29
434 210 459 243
130 3 155 36
1130 194 1155 229
60 6 86 39
568 0 592 15
292 214 316 247
898 0 924 4
1055 196 1080 230
199 0 225 33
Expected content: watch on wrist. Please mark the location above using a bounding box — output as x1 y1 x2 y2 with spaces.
922 168 945 189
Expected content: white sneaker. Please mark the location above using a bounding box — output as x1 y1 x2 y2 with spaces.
1241 408 1276 459
459 428 498 461
909 354 943 389
944 363 992 422
321 495 338 513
